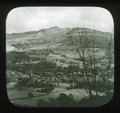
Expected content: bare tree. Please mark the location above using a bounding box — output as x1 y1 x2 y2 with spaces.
66 27 93 97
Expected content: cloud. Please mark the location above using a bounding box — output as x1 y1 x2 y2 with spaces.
6 7 114 33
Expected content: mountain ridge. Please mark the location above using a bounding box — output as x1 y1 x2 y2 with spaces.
6 26 113 53
6 26 112 35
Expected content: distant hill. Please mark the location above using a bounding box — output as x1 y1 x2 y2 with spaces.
6 26 113 54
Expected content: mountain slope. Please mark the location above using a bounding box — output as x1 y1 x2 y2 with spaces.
6 26 113 53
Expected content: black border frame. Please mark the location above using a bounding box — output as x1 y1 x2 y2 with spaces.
0 1 120 113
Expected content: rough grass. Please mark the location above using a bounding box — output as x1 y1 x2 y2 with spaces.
7 83 110 107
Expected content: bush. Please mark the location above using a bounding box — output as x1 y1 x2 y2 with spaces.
56 93 77 107
78 93 113 107
41 84 54 93
37 93 78 107
28 92 34 98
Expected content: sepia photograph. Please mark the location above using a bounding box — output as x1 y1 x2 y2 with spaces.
6 7 114 107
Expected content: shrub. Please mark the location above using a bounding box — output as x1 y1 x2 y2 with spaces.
41 84 54 93
28 92 34 98
56 93 77 107
78 93 113 107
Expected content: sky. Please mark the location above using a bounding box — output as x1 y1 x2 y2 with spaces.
6 7 114 33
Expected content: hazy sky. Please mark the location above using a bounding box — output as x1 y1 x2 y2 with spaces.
6 7 114 33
